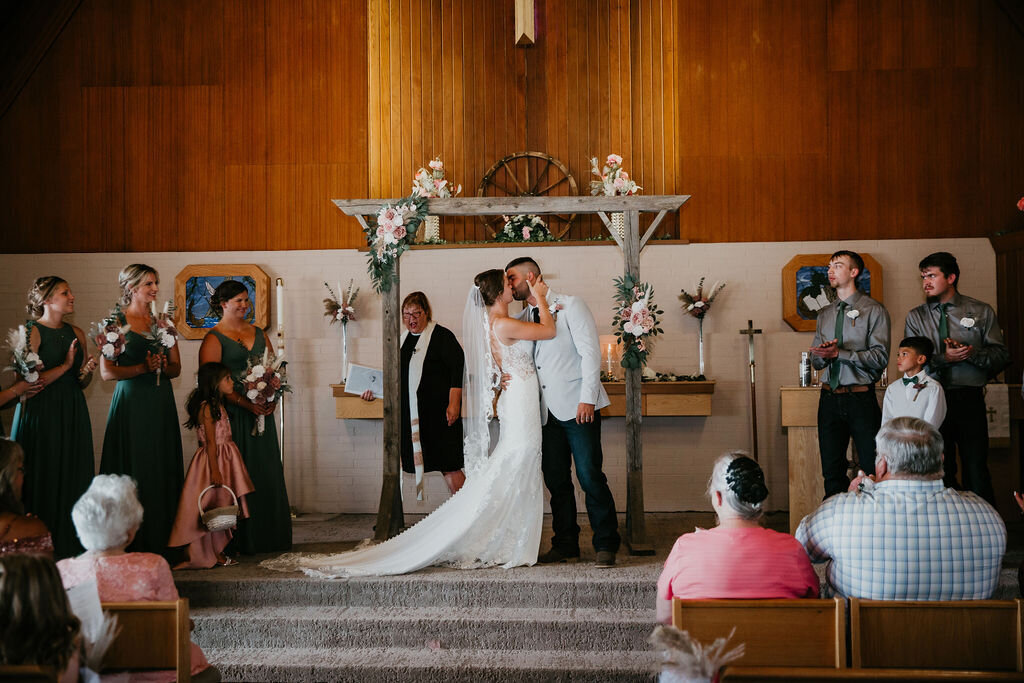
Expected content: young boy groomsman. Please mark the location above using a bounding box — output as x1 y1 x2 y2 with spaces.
809 250 891 498
882 336 946 429
904 252 1009 504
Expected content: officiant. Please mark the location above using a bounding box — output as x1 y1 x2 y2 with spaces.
362 292 466 498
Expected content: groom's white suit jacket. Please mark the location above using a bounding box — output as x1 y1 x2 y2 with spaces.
519 292 610 425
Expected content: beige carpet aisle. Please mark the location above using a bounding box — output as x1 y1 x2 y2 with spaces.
174 512 1023 682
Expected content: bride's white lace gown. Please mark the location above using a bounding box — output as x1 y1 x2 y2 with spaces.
261 335 543 578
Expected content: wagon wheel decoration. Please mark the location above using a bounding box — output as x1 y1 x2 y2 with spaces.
476 152 579 238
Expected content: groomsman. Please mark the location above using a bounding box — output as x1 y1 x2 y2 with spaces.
809 250 891 498
905 252 1009 503
506 257 620 568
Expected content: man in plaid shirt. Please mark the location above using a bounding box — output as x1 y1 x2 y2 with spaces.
797 416 1005 600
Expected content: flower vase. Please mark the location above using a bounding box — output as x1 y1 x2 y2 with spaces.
611 212 626 241
697 316 705 376
422 215 440 242
341 322 349 383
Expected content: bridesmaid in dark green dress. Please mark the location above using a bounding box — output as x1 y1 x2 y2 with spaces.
198 280 292 553
98 265 184 558
11 276 98 559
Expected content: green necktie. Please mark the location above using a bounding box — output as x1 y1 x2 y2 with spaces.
829 302 846 389
937 303 951 386
902 375 919 386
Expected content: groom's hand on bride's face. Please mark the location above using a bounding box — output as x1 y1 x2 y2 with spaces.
576 402 595 424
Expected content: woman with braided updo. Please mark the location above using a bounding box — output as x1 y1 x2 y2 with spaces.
99 264 184 558
10 276 97 559
198 280 291 554
656 452 819 623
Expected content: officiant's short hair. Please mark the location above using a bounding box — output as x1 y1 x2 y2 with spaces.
402 291 432 321
506 257 540 275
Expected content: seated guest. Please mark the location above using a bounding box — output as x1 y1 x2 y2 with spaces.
0 439 53 556
881 336 946 429
797 416 1006 599
58 475 221 683
656 452 819 623
0 553 81 683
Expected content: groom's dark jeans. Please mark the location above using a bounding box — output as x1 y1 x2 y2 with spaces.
542 410 621 554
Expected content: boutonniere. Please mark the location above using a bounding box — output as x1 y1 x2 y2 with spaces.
547 297 564 320
959 316 975 329
846 309 860 326
912 382 927 402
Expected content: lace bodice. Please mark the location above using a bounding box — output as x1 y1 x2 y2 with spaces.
197 407 233 447
493 334 535 380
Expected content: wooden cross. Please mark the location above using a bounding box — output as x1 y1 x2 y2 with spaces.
986 406 997 424
515 0 535 46
739 320 763 461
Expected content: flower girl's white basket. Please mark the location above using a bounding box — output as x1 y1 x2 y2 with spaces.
199 484 239 532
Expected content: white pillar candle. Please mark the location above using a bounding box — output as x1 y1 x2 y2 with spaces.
149 301 157 318
276 278 285 334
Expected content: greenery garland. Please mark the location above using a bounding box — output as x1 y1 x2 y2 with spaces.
612 274 663 369
363 195 429 293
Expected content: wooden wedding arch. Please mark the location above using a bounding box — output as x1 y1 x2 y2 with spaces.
333 195 690 554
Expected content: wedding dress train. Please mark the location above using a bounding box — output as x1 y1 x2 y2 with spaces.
260 336 543 578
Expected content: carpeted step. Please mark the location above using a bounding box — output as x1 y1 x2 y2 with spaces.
176 569 658 610
202 645 660 682
192 605 655 652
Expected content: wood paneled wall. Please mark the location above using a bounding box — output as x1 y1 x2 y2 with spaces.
0 0 1022 252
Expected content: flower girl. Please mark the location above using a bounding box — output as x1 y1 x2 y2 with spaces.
169 362 255 568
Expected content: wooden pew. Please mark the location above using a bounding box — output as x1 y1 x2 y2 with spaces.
849 598 1024 672
720 665 1024 681
0 665 57 682
101 598 191 682
672 598 847 668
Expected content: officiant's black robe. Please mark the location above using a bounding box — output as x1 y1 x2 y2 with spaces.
400 324 465 474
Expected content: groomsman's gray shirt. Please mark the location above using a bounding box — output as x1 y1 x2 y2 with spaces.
811 291 891 386
904 292 1009 388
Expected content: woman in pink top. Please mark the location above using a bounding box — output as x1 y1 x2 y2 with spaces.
57 475 221 683
656 452 819 623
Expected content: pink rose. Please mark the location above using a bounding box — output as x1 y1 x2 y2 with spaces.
1018 196 1024 212
613 177 626 190
620 171 629 180
393 225 407 240
607 154 623 166
429 159 444 171
522 227 531 239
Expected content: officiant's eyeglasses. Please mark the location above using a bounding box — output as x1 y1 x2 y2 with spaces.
402 310 425 320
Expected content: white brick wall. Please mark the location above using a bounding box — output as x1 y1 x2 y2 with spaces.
0 238 998 513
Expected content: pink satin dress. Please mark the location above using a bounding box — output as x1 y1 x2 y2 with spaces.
168 407 254 568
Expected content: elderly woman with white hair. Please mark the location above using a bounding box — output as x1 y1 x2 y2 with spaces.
655 452 819 624
57 475 220 683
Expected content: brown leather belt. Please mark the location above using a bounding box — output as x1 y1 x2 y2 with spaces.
821 384 873 394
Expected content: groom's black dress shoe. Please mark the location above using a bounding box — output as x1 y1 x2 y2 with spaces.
537 547 580 564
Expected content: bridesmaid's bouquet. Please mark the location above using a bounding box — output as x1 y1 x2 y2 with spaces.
146 302 178 386
5 323 43 382
243 348 291 436
91 304 131 361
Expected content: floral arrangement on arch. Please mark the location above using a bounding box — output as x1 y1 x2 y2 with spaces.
678 277 727 319
363 195 429 292
590 154 642 196
90 304 131 361
612 274 663 369
323 280 358 325
412 157 462 198
243 347 291 436
5 322 43 383
495 215 556 243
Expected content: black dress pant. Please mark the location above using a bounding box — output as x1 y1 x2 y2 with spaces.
817 389 881 498
940 386 995 504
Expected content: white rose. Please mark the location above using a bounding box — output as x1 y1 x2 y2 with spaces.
246 389 259 401
267 394 277 402
959 317 975 328
245 373 257 383
25 370 39 383
252 365 267 376
257 381 267 391
102 343 116 357
693 301 706 309
25 352 40 365
105 331 120 342
846 309 860 319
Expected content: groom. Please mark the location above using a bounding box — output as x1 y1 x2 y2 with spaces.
506 257 621 568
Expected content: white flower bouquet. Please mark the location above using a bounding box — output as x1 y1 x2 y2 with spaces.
495 215 556 242
91 304 131 361
6 324 43 383
243 348 291 435
411 157 462 198
590 153 642 196
613 275 663 369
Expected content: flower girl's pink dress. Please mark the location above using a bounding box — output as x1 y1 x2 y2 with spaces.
168 406 254 568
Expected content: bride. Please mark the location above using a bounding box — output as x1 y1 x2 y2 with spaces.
261 268 556 577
